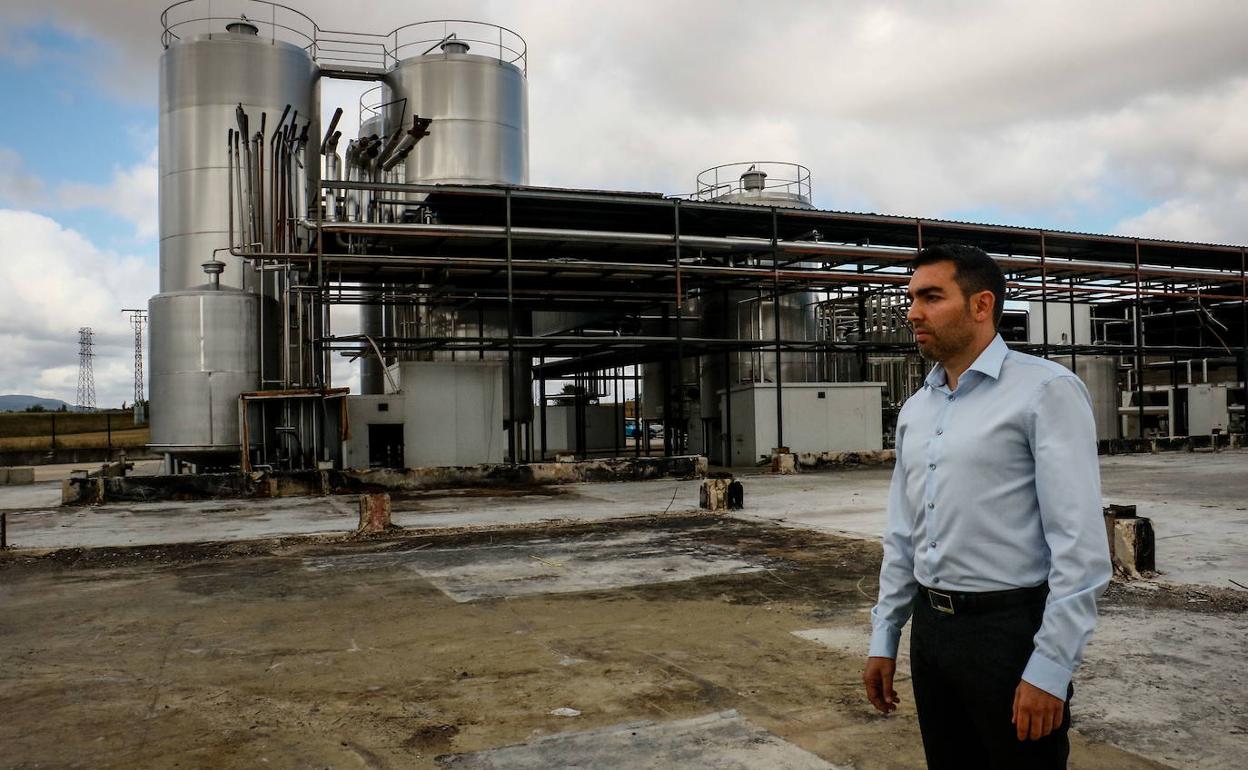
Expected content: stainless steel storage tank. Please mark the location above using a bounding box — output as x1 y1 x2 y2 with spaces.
378 23 532 421
1053 354 1120 441
381 24 529 186
653 163 820 461
148 280 260 454
158 19 319 292
155 11 319 458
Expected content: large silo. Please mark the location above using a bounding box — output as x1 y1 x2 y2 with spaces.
151 16 319 458
377 24 533 423
381 27 528 186
157 20 319 293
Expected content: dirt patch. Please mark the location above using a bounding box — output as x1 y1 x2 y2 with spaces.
0 515 1172 770
405 723 461 752
1103 579 1248 613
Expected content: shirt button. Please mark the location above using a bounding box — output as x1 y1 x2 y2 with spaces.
929 463 936 470
932 577 941 584
927 502 934 509
936 429 943 436
929 541 937 548
947 395 955 402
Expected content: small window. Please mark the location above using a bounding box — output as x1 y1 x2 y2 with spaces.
817 391 826 399
378 402 390 412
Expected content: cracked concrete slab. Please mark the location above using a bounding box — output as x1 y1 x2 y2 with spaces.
302 528 767 602
437 710 850 769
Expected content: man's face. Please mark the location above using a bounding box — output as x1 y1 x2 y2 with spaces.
906 261 978 362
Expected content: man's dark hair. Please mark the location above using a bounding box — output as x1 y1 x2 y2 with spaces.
912 244 1006 327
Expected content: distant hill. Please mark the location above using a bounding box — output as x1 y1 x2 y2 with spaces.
0 394 73 412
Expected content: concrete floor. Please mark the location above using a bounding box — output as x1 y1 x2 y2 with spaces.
1 450 1245 768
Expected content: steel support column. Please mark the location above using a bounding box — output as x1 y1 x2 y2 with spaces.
505 189 517 464
1134 240 1145 438
772 207 784 452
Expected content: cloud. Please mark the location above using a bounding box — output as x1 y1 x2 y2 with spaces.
1114 183 1248 245
0 210 155 407
0 148 47 207
57 149 159 240
2 0 1247 405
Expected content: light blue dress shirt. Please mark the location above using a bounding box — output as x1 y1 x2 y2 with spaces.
868 334 1112 700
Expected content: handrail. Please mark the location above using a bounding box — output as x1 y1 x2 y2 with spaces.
693 161 813 203
161 3 528 74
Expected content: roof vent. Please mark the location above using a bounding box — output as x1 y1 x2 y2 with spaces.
740 166 768 192
226 18 260 36
440 38 471 55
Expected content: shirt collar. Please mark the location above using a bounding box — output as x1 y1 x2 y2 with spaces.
924 334 1008 389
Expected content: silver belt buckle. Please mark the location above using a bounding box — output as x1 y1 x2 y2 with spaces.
928 589 955 614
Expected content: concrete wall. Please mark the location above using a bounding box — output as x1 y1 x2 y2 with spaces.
396 361 507 466
536 404 627 455
342 394 406 469
724 383 884 467
1028 301 1093 346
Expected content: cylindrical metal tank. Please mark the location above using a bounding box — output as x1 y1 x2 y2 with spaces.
687 162 820 462
1053 355 1120 441
382 31 528 185
158 24 319 292
148 285 260 454
156 18 318 456
378 24 532 419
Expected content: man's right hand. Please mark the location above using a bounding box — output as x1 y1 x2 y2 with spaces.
863 656 900 714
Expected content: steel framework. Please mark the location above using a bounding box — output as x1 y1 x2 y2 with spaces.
228 177 1248 463
76 327 96 412
122 309 147 406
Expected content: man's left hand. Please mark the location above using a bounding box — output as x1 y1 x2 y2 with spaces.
1012 681 1064 741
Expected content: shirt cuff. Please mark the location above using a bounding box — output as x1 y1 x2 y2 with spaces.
868 622 901 659
1022 651 1073 701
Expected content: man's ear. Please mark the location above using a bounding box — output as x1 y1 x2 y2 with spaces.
974 290 995 323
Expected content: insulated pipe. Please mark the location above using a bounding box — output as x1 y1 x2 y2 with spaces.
322 107 343 152
380 133 418 172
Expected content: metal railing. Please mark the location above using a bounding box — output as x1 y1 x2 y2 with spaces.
693 161 812 203
161 2 528 74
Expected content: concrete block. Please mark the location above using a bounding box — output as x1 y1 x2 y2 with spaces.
5 467 34 485
700 477 731 511
357 492 392 534
770 448 798 475
701 476 744 511
62 478 104 505
1112 516 1155 577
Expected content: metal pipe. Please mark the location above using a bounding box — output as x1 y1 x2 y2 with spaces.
307 216 1247 285
322 107 344 151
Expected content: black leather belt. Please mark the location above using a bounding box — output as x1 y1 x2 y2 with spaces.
917 583 1048 616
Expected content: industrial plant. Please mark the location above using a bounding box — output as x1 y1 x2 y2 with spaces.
2 3 1246 768
144 2 1246 476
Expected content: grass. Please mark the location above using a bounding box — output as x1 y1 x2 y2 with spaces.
0 427 149 451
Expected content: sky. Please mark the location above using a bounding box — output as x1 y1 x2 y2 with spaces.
1 0 1246 407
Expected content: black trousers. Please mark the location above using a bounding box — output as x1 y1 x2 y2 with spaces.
910 589 1072 769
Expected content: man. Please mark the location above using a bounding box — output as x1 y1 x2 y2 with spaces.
862 244 1111 769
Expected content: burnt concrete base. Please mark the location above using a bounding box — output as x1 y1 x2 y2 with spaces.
60 456 708 506
1099 434 1243 455
0 447 160 467
795 449 895 469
